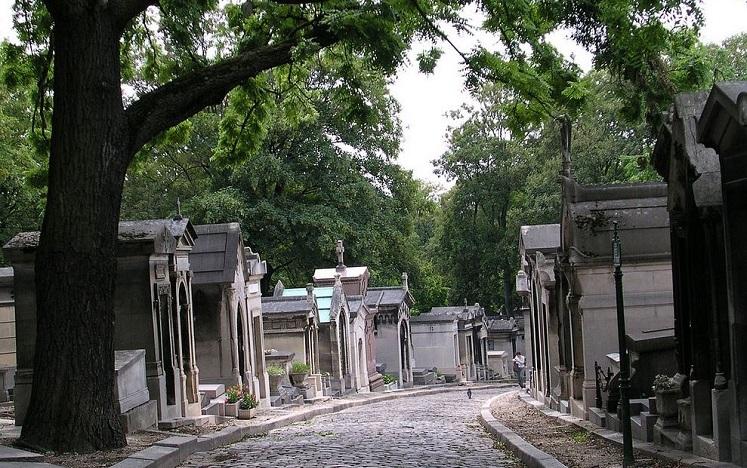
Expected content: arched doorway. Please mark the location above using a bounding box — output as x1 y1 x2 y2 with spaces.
159 289 176 406
399 320 410 384
237 304 247 385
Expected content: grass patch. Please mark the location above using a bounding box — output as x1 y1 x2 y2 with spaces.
570 429 590 444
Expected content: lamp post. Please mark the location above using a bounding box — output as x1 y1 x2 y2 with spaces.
613 221 635 466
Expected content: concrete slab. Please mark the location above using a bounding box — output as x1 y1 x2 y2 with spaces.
154 435 197 463
129 445 180 468
0 445 44 462
197 384 224 399
110 458 155 468
0 464 64 468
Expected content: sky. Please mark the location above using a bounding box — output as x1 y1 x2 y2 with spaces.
1 1 746 185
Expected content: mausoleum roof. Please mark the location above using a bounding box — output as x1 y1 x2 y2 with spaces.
562 179 670 263
4 219 196 252
191 223 242 285
365 286 412 309
313 266 369 282
413 305 484 323
519 224 560 253
261 296 314 315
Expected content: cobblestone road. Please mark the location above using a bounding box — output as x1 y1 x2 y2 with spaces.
180 388 518 467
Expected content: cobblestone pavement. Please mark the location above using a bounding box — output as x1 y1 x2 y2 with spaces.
180 388 517 467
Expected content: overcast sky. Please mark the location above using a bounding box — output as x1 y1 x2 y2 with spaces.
1 1 746 185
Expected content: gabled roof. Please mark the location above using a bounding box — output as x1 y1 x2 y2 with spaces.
652 91 722 208
520 224 560 253
412 305 483 323
191 223 242 285
261 296 314 315
365 286 413 309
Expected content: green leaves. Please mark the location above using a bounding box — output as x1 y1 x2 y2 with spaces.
416 47 443 73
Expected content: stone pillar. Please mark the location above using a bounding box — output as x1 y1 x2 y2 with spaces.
226 287 241 385
712 386 732 461
567 292 584 402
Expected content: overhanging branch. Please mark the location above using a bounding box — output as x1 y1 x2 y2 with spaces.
126 32 337 154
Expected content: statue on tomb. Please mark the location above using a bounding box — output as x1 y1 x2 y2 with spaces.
335 239 346 271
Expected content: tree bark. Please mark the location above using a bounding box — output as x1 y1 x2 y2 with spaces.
19 10 130 452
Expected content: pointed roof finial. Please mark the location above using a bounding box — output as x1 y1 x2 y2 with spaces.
335 239 346 271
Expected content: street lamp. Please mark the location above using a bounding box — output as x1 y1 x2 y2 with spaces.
613 221 635 466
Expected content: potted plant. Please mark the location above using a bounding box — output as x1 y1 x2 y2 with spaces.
224 385 242 417
652 374 680 428
289 361 310 387
267 364 285 396
382 373 397 391
238 392 259 419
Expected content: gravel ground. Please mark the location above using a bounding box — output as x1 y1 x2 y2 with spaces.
490 391 683 468
39 431 170 468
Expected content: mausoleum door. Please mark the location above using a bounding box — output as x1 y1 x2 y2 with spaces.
157 290 176 407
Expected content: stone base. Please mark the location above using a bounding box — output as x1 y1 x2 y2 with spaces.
653 425 679 448
588 407 606 428
120 399 158 433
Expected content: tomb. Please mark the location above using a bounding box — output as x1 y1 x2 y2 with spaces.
364 273 415 388
516 224 561 408
485 316 522 378
696 81 747 466
261 283 320 377
411 304 488 382
0 267 15 402
313 241 376 391
3 218 201 424
190 223 269 406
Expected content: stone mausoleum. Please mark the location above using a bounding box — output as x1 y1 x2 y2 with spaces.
190 223 270 406
4 219 200 425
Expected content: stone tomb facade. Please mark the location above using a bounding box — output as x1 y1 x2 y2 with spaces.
557 178 675 423
364 273 415 388
0 267 15 401
262 283 320 377
516 223 561 407
696 81 747 466
190 223 270 406
3 219 201 423
411 304 488 382
485 316 523 378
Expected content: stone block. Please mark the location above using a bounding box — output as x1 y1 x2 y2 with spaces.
201 401 222 416
114 350 150 414
110 458 155 468
128 445 180 468
154 435 197 463
197 384 225 399
0 445 44 462
120 399 157 434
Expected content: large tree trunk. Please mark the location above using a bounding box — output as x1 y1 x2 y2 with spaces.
19 10 129 452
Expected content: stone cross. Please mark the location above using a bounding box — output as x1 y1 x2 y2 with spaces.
335 240 345 268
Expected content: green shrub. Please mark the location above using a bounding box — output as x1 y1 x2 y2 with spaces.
267 364 285 377
240 392 259 410
225 385 242 404
382 374 396 384
291 361 310 374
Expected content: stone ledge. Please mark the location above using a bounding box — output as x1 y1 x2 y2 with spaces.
517 392 740 468
478 395 568 468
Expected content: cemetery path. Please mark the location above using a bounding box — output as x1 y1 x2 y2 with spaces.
179 388 519 467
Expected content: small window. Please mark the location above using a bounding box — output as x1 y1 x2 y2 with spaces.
487 340 495 351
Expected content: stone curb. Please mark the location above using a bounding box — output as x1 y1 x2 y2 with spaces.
112 382 516 468
516 392 739 468
478 392 567 468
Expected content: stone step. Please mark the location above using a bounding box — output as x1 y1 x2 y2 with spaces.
198 384 225 400
0 445 44 462
158 417 196 430
588 406 607 428
201 400 223 417
303 396 331 405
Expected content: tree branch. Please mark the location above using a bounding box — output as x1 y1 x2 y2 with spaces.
110 0 159 29
126 32 336 154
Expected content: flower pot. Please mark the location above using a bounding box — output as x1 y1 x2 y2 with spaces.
269 374 284 396
655 388 680 428
238 407 256 420
225 402 239 418
289 372 308 387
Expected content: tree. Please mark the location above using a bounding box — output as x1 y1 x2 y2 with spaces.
7 0 702 452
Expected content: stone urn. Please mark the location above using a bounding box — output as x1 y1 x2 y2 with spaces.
269 374 284 396
238 407 256 420
654 388 680 428
225 402 239 418
289 372 308 388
